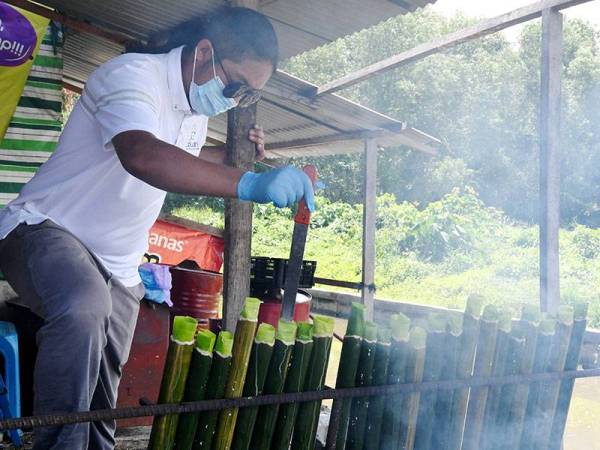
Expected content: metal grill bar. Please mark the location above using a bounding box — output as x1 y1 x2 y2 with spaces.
2 368 599 431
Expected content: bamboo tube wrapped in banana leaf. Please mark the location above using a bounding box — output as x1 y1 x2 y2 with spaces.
518 315 556 450
380 313 411 450
230 322 276 450
191 331 234 450
328 302 365 450
462 305 500 450
291 315 334 450
213 297 262 450
174 329 217 450
530 305 573 450
549 302 589 450
503 306 540 449
413 313 447 450
431 313 463 450
446 295 484 450
250 320 298 450
149 316 198 450
346 321 378 450
271 322 314 450
480 311 512 450
398 326 427 450
363 327 392 450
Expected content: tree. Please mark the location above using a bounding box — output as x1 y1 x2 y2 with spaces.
279 10 600 225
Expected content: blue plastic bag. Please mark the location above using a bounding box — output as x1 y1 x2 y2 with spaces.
138 263 173 306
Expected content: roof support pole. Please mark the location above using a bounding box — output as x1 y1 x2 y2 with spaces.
223 106 256 333
222 0 259 332
539 7 563 315
361 139 377 321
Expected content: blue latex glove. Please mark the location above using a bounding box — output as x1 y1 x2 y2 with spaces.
237 166 315 212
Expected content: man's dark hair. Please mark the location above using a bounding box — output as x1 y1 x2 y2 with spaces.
129 7 279 69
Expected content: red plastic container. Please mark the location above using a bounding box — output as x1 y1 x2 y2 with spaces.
169 267 223 329
258 289 311 329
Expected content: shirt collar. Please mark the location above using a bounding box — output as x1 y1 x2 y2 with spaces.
167 46 192 114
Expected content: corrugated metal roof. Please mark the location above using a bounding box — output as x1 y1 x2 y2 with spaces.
35 0 440 156
212 70 441 157
31 0 437 59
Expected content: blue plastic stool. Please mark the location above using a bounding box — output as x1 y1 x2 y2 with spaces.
0 372 22 446
0 322 20 420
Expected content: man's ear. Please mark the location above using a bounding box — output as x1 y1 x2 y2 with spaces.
194 39 214 65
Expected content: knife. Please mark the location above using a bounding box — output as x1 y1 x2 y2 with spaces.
281 165 317 321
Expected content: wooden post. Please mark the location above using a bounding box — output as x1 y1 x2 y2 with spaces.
222 0 259 332
361 139 377 321
223 105 257 332
539 7 563 315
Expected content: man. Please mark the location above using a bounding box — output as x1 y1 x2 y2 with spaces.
0 7 313 449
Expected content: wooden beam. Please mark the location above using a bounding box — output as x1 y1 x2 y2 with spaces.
265 129 399 151
539 7 563 315
221 0 259 332
223 106 257 332
310 288 598 348
361 139 377 321
3 0 130 45
315 0 594 96
63 82 82 94
313 277 363 290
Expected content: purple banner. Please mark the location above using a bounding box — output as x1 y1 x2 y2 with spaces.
0 3 37 67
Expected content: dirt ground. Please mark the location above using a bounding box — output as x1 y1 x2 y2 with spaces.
565 377 600 450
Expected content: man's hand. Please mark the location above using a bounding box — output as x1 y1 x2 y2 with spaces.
237 166 315 212
249 125 265 161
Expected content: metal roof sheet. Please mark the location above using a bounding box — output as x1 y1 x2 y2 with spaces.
31 0 440 156
30 0 437 59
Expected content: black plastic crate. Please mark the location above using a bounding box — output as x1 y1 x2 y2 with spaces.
250 257 317 293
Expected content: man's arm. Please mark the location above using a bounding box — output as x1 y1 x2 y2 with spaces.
198 145 227 164
113 130 242 197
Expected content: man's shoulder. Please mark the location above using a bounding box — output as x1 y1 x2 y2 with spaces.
88 52 168 90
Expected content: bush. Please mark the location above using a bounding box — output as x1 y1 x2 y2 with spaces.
166 191 600 327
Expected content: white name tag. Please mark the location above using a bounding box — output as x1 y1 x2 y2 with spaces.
176 116 207 156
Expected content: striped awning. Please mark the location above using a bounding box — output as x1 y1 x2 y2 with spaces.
0 25 63 207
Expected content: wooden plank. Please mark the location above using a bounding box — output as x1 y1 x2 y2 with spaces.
3 0 131 44
235 0 259 7
63 82 83 95
539 8 563 315
315 0 594 95
223 105 257 332
361 139 377 321
313 277 363 290
159 214 224 238
308 288 459 321
265 129 397 151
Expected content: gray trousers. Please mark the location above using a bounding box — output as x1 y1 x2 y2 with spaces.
0 220 144 450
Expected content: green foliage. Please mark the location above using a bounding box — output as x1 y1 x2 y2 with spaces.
165 9 600 331
167 191 600 328
571 225 600 259
279 11 600 225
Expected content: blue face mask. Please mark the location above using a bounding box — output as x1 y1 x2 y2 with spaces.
189 47 237 117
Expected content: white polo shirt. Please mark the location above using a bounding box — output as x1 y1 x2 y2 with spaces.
0 46 209 286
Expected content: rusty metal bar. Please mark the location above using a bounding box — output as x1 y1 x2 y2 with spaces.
2 369 600 431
